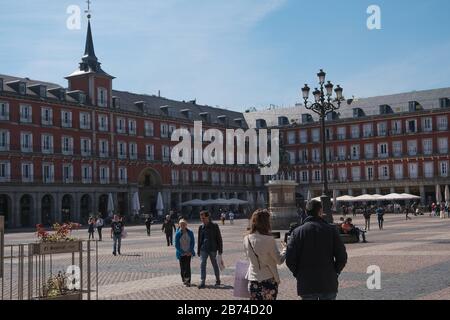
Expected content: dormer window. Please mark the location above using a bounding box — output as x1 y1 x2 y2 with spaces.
199 112 210 123
28 84 47 98
234 118 244 127
97 87 107 107
302 114 313 124
440 98 449 108
40 86 47 98
217 115 228 125
278 116 289 126
379 104 393 115
353 108 365 118
181 109 193 120
48 87 66 101
19 82 26 95
112 96 120 109
409 101 418 112
255 119 267 129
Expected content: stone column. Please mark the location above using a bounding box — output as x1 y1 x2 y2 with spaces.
34 193 41 226
10 193 17 228
420 185 426 206
266 180 299 230
14 193 21 228
73 193 80 222
55 193 62 223
93 192 99 215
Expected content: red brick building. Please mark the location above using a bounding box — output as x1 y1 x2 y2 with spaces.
0 19 262 228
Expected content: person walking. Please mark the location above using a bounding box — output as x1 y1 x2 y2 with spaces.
376 206 385 230
111 214 124 256
145 216 152 236
175 219 196 287
405 206 412 220
197 210 223 289
96 214 104 241
244 209 286 300
88 217 95 240
220 212 226 225
162 215 176 246
286 200 347 300
363 207 371 231
229 211 234 225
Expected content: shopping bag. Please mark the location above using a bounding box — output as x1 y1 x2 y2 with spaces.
216 254 225 271
233 260 250 298
121 229 128 239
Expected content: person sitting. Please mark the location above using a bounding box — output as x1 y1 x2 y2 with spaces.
341 218 367 243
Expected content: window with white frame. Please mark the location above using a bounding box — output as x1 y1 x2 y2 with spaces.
325 128 333 141
312 128 320 142
82 165 92 184
424 162 434 178
327 168 333 182
378 143 388 158
116 117 126 133
99 166 110 184
117 141 127 159
422 139 433 155
351 167 361 181
288 151 296 164
408 163 418 179
162 145 170 162
97 87 107 107
391 120 402 135
351 125 360 139
366 166 374 181
378 165 389 180
99 139 109 157
437 116 448 131
41 107 53 125
377 122 387 136
393 141 402 157
118 167 127 184
80 112 91 129
62 164 73 183
129 142 137 160
98 114 108 131
326 147 333 161
192 170 199 183
287 131 296 144
421 117 433 132
21 162 33 182
313 170 321 182
338 145 346 160
0 130 10 151
128 119 137 135
0 101 9 120
407 140 418 156
337 127 346 140
145 121 154 137
168 125 176 137
20 104 32 123
81 138 91 156
61 136 74 155
42 163 54 183
299 149 308 163
363 123 373 137
406 119 417 133
299 130 308 143
301 170 309 183
146 144 154 161
312 148 320 163
394 164 403 179
0 161 11 182
161 123 169 138
41 134 54 154
439 161 448 177
21 132 33 152
338 168 347 182
351 145 360 160
438 137 448 154
364 144 374 159
61 110 72 128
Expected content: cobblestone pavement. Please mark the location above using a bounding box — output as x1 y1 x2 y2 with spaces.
3 215 450 300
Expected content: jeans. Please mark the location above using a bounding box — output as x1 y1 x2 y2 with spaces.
179 255 192 284
146 226 151 236
200 251 220 284
378 218 384 230
97 227 103 241
113 234 122 254
166 233 173 246
364 218 370 231
301 293 337 300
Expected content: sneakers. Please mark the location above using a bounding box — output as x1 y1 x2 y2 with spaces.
198 283 206 289
112 252 116 256
215 280 221 286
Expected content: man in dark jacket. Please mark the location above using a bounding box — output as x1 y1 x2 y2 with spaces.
162 215 176 246
197 210 223 289
286 200 347 300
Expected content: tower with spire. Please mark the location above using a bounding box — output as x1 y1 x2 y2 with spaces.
66 1 114 107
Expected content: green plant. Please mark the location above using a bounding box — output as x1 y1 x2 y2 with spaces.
42 271 74 298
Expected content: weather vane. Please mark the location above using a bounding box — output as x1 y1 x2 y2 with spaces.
85 0 92 19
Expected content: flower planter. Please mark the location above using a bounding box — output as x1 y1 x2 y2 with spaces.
34 291 82 300
33 241 81 255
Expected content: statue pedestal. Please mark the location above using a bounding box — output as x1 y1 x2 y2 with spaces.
266 180 299 230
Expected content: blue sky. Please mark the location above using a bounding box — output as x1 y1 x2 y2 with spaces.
1 0 450 111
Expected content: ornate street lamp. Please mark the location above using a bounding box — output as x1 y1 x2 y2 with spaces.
301 69 344 223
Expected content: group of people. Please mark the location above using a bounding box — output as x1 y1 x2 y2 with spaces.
220 211 235 225
87 215 104 241
431 202 450 219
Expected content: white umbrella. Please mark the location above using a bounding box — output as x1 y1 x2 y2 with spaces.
132 192 140 215
332 190 338 210
445 186 450 203
400 193 421 200
380 193 403 201
436 185 442 204
337 195 355 202
107 193 114 217
181 199 205 206
156 192 164 217
228 198 249 205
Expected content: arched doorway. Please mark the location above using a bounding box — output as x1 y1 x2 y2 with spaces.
80 194 92 223
98 194 108 217
138 168 162 217
41 194 54 226
61 194 73 223
0 194 11 228
20 194 33 227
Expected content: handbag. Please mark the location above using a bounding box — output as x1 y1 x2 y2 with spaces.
233 260 250 298
216 254 225 271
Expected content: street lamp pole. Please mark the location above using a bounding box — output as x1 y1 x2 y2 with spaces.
302 69 344 223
